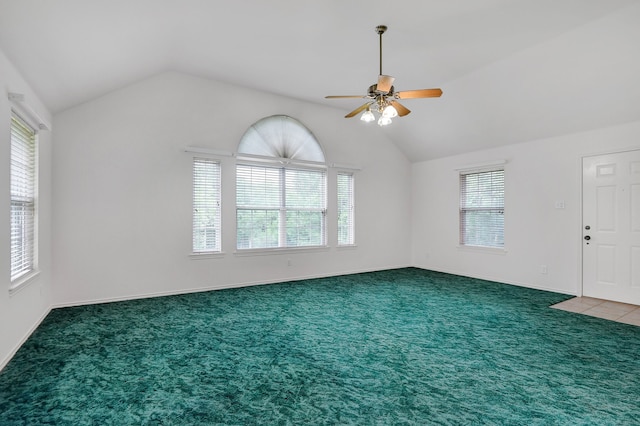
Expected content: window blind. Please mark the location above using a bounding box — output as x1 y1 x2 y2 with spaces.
337 173 354 245
285 167 326 247
460 169 504 248
10 113 37 282
236 165 281 249
193 158 221 252
236 164 326 249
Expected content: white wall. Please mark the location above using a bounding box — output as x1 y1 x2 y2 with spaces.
0 50 53 369
412 120 640 294
52 71 413 306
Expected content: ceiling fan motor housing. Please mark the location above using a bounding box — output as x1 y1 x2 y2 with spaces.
368 84 394 97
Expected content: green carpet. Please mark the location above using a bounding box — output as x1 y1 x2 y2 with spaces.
1 268 639 424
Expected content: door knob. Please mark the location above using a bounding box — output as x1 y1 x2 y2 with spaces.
584 235 591 240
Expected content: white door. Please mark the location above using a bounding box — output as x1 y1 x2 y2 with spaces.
582 149 640 305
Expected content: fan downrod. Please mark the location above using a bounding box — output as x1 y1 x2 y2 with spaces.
376 25 388 78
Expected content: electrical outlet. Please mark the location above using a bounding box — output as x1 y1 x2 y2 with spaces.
287 259 291 267
540 265 548 274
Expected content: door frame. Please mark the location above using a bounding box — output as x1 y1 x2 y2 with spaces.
580 146 640 299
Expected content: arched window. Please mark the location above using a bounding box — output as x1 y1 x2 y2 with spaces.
237 115 325 163
236 116 327 250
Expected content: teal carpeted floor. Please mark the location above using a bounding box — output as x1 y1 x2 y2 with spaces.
1 268 640 425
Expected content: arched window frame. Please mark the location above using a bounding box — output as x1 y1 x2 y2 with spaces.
235 116 329 251
237 115 326 164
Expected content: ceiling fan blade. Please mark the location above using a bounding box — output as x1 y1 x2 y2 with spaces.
325 95 365 99
390 100 411 117
396 88 443 99
345 102 372 118
377 75 395 93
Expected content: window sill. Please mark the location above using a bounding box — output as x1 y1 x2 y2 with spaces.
457 245 507 255
337 244 358 250
234 246 330 257
9 270 40 296
190 252 226 260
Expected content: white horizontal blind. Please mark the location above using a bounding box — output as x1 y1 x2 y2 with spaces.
236 164 326 249
285 168 326 247
193 158 221 252
337 173 354 245
10 113 37 282
237 165 281 249
460 169 504 248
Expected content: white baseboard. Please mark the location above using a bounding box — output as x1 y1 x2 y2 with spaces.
0 306 52 372
53 264 413 309
412 265 576 296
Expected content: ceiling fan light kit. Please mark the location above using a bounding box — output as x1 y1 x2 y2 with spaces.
360 107 376 123
326 25 442 126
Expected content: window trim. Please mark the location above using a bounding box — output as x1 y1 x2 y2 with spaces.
234 115 330 252
233 245 331 257
337 171 355 246
9 111 40 293
458 165 505 250
235 161 328 251
192 157 222 254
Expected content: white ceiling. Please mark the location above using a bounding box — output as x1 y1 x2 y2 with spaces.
1 0 639 161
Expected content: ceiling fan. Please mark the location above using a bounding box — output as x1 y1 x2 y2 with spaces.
325 25 442 126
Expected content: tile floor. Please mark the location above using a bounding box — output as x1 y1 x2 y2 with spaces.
551 297 640 326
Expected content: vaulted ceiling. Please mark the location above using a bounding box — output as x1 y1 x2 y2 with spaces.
1 0 639 161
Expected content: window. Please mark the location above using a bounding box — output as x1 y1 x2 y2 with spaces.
10 113 37 283
236 164 326 249
236 115 328 251
337 172 354 245
460 168 504 248
237 115 324 162
193 158 221 253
